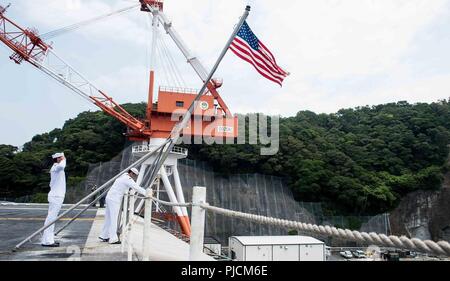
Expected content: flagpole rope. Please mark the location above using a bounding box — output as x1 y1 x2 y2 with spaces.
130 194 192 208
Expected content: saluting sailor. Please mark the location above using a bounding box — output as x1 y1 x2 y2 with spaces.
42 152 67 247
99 168 146 245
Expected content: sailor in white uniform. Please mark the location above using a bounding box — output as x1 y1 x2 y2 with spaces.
42 152 66 247
100 168 146 244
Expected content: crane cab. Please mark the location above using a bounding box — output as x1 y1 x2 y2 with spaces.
129 86 238 141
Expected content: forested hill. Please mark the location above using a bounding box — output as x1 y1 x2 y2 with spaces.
1 100 450 215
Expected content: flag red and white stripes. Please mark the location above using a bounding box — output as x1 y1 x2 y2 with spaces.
230 21 289 86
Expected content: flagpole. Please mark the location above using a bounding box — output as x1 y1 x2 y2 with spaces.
145 5 251 191
171 5 251 137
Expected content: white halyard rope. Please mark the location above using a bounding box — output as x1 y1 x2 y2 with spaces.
131 194 192 208
150 196 192 208
199 204 450 257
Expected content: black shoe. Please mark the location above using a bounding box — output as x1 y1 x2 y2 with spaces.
110 240 121 245
42 242 60 248
99 237 109 243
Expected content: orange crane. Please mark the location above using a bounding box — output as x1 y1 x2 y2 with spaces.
0 1 240 236
0 1 238 142
0 4 147 136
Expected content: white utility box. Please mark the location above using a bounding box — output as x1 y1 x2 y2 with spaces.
229 236 326 261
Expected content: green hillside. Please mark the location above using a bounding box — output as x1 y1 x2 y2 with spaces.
1 100 449 215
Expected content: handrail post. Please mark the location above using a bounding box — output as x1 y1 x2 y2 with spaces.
127 190 136 261
121 192 129 253
143 189 153 261
189 186 206 261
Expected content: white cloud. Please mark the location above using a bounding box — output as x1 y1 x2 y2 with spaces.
16 0 149 46
94 65 149 104
260 0 448 79
1 0 450 145
368 74 450 104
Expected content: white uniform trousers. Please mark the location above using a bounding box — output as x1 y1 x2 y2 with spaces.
100 197 121 243
42 196 64 245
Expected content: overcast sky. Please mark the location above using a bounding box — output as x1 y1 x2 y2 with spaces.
1 0 450 146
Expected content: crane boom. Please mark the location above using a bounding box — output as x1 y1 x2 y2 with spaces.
0 2 238 141
0 8 146 135
141 1 231 115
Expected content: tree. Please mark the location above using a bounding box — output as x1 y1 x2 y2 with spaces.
2 100 450 215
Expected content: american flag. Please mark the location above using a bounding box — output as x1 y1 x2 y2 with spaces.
230 21 289 86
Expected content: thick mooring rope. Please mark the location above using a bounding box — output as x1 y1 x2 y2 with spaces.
142 195 450 257
199 203 450 257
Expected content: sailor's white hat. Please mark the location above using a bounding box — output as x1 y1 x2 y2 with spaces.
52 152 65 159
130 168 139 176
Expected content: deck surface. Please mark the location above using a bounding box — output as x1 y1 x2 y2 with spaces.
0 203 97 261
0 203 214 261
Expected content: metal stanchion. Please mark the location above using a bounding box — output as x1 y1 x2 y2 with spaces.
189 186 206 261
127 191 136 261
143 189 153 261
121 192 129 253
